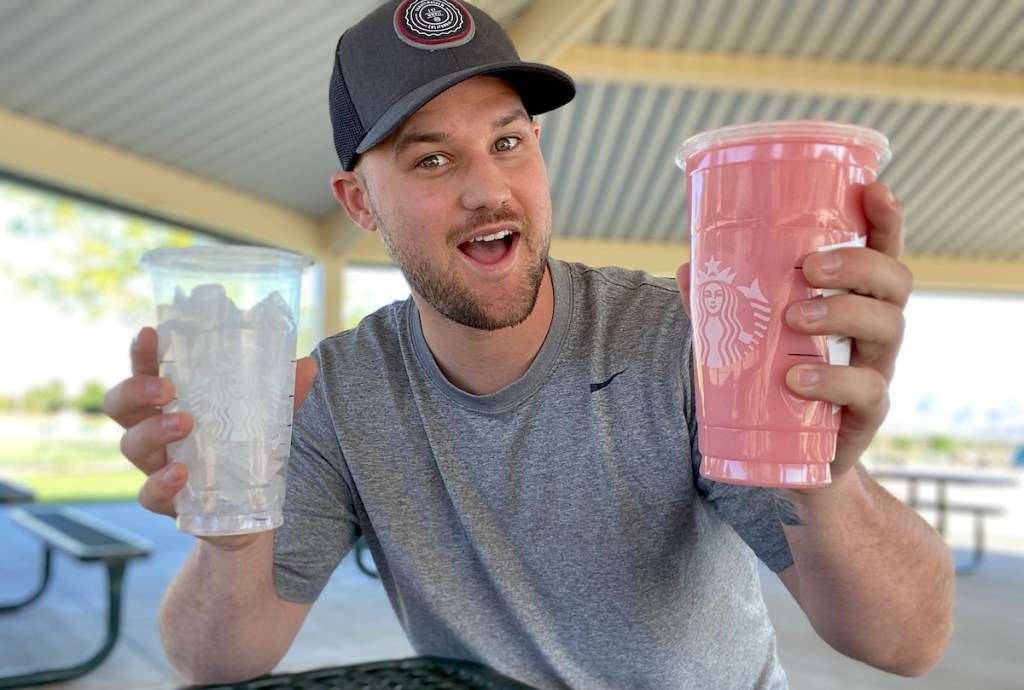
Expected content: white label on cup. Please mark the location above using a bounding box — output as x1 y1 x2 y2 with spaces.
818 236 867 413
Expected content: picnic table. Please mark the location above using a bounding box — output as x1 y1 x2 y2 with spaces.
0 481 152 688
0 479 34 505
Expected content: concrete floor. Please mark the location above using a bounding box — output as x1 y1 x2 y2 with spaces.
1 489 1021 690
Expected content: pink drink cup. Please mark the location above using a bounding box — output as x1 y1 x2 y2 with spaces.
675 121 891 488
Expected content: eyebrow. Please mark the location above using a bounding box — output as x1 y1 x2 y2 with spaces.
391 131 449 160
494 108 530 130
391 107 531 159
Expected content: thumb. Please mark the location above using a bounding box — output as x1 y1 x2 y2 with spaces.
293 356 318 410
675 262 692 319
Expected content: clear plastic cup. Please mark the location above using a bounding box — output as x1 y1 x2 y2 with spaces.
675 120 891 488
141 246 312 535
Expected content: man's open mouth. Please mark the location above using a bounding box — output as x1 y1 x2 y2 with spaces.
458 229 516 265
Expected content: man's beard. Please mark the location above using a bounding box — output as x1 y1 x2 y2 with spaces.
373 204 549 331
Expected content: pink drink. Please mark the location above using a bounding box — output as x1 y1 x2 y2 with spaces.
675 121 890 488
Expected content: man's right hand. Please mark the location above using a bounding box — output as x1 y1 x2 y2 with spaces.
102 326 318 519
102 326 191 516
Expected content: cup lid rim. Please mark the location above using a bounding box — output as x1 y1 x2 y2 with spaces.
675 119 892 169
140 245 313 272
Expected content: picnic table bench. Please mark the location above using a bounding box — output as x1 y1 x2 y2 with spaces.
0 480 34 505
0 504 152 689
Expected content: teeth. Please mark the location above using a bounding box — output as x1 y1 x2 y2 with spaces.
471 230 512 243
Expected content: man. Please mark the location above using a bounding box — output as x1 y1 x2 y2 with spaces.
104 1 954 688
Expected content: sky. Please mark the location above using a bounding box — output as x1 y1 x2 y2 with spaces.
1 185 1022 442
0 233 140 397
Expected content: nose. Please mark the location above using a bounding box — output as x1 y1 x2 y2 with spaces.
459 154 511 211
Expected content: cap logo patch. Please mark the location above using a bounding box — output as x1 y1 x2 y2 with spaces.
394 0 475 50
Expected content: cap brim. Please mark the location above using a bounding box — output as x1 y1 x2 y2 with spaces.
355 62 575 157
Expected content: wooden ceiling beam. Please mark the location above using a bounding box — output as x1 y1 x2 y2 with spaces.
507 0 616 64
554 44 1024 109
0 106 324 258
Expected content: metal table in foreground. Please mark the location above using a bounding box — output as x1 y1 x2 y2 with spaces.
191 656 538 690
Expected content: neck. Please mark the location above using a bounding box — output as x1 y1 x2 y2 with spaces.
415 268 554 396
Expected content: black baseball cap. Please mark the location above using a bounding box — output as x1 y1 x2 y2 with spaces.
329 0 576 170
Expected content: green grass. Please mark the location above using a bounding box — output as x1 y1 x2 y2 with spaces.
1 433 143 503
13 470 145 503
0 438 122 469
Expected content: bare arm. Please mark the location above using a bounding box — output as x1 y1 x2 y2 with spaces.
161 532 312 684
774 465 954 675
676 182 955 674
773 182 954 674
103 327 320 682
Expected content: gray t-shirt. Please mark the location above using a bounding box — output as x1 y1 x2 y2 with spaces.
274 259 793 689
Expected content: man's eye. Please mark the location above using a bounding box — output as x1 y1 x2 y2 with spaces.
417 154 449 169
495 136 520 152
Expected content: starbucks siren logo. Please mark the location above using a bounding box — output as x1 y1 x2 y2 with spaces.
695 256 771 368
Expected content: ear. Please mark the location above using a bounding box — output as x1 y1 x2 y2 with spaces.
331 170 377 231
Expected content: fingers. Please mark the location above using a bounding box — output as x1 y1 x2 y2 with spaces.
131 326 160 376
863 181 905 259
801 245 914 308
791 234 913 385
787 292 905 380
786 363 891 472
294 356 318 411
105 327 189 516
104 327 175 429
103 373 176 430
120 407 193 516
783 184 911 475
138 462 189 517
786 364 889 423
119 410 193 474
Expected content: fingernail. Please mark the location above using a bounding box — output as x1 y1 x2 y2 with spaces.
161 414 181 433
146 379 165 400
817 251 843 274
160 464 181 484
797 368 821 387
799 300 828 322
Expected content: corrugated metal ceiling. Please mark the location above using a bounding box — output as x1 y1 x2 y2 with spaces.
0 0 1021 262
589 0 1021 70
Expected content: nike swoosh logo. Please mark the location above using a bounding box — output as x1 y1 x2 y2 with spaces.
590 368 628 393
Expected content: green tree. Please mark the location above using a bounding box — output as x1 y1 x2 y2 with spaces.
1 180 199 324
928 435 958 454
75 381 109 415
23 380 67 413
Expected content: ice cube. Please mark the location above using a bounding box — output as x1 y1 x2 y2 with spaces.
183 283 243 330
246 290 296 331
